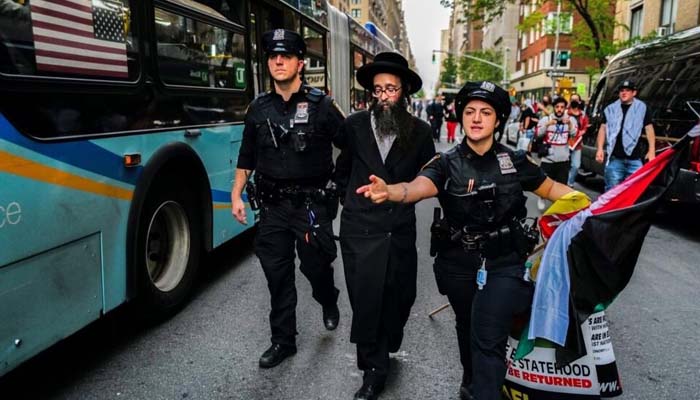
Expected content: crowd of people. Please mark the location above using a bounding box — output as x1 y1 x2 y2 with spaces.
231 29 655 400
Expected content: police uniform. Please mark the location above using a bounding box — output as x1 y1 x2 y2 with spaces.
418 82 546 400
236 29 345 364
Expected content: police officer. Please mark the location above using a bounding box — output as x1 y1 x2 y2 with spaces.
357 81 574 400
231 29 345 369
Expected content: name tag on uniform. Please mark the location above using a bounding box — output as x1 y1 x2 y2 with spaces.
294 102 309 124
497 152 516 174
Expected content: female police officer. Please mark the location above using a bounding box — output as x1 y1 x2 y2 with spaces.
356 81 574 400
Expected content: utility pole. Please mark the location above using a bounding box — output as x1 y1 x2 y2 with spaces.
502 48 510 87
550 0 562 97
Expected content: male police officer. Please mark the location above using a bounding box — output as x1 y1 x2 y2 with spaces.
231 29 345 368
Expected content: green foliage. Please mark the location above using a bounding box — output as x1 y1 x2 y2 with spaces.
444 0 617 71
439 54 459 86
413 88 426 99
458 49 503 83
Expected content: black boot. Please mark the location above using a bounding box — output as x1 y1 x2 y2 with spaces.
353 382 384 400
323 303 340 330
460 372 474 400
353 369 385 400
258 343 296 368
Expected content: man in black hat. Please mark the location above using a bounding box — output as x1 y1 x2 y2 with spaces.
334 51 435 400
356 81 575 400
595 79 656 191
231 28 345 369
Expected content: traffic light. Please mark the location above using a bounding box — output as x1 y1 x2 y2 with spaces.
432 52 436 64
559 52 570 61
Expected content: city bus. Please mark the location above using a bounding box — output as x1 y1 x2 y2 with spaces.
1 0 404 377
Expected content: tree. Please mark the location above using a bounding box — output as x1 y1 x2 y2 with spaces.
441 0 616 71
439 54 459 86
457 49 503 83
413 88 426 99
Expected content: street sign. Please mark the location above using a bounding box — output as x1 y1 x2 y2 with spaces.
547 70 565 77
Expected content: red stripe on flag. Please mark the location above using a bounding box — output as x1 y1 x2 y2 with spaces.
47 0 93 14
34 35 125 55
35 49 128 67
37 63 128 78
592 148 677 215
31 5 93 25
32 20 93 38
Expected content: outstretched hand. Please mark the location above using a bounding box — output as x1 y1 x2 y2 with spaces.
356 174 389 204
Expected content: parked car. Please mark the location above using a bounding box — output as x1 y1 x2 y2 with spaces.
581 27 700 203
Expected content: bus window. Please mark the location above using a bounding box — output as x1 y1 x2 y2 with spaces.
193 0 245 25
0 0 139 81
154 8 246 90
303 25 326 90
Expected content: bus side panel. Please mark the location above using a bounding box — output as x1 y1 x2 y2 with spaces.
93 124 252 252
0 233 102 377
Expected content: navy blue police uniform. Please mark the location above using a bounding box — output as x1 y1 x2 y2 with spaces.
418 81 546 400
236 29 345 364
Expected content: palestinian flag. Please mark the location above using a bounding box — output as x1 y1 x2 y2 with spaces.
529 126 700 365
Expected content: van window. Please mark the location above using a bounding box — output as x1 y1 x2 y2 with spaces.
0 0 139 81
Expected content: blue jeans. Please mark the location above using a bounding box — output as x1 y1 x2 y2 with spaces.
604 157 643 191
567 149 581 187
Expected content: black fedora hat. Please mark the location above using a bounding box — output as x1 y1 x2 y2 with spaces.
356 52 422 95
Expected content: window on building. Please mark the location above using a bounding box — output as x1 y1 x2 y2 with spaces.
351 8 361 18
351 0 361 4
660 0 677 31
545 12 573 34
630 6 643 39
544 49 571 69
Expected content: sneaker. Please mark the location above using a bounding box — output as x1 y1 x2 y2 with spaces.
537 198 546 211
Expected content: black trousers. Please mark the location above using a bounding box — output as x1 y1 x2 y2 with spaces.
255 199 339 347
435 259 533 400
541 160 570 185
430 120 443 141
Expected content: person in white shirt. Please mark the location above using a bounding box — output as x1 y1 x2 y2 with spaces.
535 96 577 210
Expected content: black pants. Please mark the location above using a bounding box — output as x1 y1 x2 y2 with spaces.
435 260 533 400
430 120 443 141
541 160 570 185
255 199 339 347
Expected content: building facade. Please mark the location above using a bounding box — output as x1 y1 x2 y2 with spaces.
327 0 350 14
510 0 599 101
481 3 519 82
614 0 700 42
346 0 415 67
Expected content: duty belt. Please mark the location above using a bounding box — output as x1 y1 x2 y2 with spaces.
257 177 336 207
449 226 509 252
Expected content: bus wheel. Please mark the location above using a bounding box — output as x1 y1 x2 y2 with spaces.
137 188 201 317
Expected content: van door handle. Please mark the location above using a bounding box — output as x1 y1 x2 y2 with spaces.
185 128 201 138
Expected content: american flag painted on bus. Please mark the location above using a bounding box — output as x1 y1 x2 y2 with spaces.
29 0 128 78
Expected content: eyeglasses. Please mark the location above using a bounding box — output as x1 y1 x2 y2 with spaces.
372 86 402 97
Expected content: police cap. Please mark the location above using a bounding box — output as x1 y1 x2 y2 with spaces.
455 81 510 131
617 80 637 91
262 29 306 58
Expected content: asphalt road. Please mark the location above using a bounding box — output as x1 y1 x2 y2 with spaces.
1 137 699 400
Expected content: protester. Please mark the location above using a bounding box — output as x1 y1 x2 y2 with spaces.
356 80 574 400
426 96 445 142
596 80 656 191
517 99 538 152
536 97 577 210
335 52 435 400
230 29 344 369
445 99 459 143
566 93 589 186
